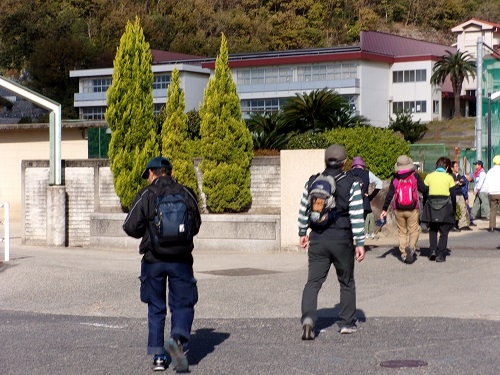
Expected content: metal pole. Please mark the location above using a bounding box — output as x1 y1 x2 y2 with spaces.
488 93 492 170
476 37 483 161
1 202 9 262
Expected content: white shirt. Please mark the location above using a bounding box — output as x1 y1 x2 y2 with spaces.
482 165 500 195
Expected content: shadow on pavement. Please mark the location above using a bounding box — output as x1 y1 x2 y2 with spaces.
188 328 230 365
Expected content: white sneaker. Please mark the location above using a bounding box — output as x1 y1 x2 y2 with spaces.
339 325 358 334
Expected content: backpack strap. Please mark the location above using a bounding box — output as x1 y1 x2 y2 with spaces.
307 173 320 193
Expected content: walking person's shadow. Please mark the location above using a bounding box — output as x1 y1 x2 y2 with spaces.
186 328 230 365
315 305 367 337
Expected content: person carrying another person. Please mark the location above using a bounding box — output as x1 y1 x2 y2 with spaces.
348 156 383 239
451 161 471 231
469 160 489 221
380 155 428 264
298 144 365 340
481 155 500 232
420 157 456 263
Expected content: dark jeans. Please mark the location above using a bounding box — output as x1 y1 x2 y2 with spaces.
140 260 198 356
301 239 356 329
428 222 452 256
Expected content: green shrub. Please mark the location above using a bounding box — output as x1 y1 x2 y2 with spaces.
323 126 410 179
285 132 330 149
389 110 428 143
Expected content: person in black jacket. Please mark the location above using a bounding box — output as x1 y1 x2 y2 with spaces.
380 155 428 264
123 156 201 373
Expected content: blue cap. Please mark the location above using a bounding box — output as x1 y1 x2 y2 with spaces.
141 156 172 179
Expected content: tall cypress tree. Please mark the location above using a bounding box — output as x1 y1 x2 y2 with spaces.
161 67 198 197
105 17 158 210
199 33 254 213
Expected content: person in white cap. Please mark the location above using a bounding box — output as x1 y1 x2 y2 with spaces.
482 155 500 232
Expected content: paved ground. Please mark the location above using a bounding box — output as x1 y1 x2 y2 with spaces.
1 219 500 374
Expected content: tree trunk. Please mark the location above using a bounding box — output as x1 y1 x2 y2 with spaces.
453 92 462 118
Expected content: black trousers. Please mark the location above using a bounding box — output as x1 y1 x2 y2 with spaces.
301 239 356 329
428 222 452 256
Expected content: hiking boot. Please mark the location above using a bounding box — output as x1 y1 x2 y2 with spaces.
301 324 315 340
428 249 437 261
339 325 358 334
470 222 477 227
165 338 189 373
152 355 167 371
404 246 415 264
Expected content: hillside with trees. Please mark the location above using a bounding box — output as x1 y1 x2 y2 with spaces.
0 0 499 118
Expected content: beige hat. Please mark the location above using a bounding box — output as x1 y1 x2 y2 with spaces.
325 144 347 163
394 155 416 172
494 155 500 165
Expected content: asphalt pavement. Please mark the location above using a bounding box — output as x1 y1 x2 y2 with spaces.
1 219 500 374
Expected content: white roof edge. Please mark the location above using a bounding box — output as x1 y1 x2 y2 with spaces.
70 68 113 77
70 64 210 78
451 19 500 33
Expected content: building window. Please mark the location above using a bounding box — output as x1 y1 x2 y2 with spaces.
153 74 170 90
279 67 293 83
393 69 426 83
415 69 426 82
393 100 426 113
266 68 279 84
240 98 287 115
312 65 327 81
236 63 358 86
81 106 106 120
81 78 111 93
252 69 265 84
92 78 112 93
237 70 251 85
297 66 312 82
433 100 439 114
154 103 164 114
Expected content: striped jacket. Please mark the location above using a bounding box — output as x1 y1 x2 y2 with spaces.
298 172 365 247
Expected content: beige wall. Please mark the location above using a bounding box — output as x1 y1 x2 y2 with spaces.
0 128 88 220
280 149 324 251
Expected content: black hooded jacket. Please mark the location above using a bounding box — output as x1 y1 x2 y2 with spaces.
123 175 201 263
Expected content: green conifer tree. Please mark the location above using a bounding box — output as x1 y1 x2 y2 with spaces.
161 67 198 197
199 33 254 213
105 17 158 210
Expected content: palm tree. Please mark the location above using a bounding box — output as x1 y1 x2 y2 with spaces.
430 50 476 118
278 88 367 133
246 112 290 151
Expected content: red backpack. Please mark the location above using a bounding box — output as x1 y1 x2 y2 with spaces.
393 173 419 210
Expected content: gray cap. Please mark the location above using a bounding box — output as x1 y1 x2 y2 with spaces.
325 144 347 163
141 156 172 179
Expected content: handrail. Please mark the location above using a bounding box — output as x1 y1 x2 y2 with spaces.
0 202 10 262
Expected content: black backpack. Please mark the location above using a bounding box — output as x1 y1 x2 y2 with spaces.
151 183 196 249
